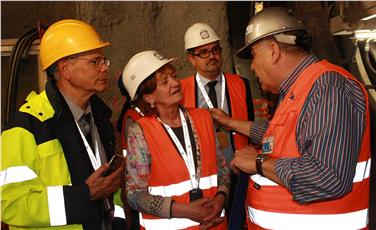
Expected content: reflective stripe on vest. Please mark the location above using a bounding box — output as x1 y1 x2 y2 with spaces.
248 206 368 230
251 158 371 186
149 174 217 196
138 109 227 230
247 61 371 227
139 210 226 230
47 186 67 226
139 213 199 229
0 166 37 186
114 205 125 219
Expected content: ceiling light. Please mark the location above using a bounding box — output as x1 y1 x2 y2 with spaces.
354 30 376 39
361 14 376 21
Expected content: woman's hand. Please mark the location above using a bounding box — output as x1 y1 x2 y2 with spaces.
171 197 214 223
200 195 226 229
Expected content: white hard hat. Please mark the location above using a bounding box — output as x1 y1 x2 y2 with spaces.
184 23 220 50
237 7 307 58
122 50 175 101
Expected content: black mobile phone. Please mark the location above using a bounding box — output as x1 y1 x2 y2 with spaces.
101 154 124 177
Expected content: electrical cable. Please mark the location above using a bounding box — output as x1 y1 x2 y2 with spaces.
364 38 376 76
5 28 39 124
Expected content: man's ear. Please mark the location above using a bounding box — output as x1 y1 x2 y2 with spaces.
270 41 281 64
57 60 72 81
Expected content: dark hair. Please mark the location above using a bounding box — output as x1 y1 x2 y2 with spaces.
186 40 221 56
133 73 158 116
187 48 195 55
46 63 57 78
116 75 132 132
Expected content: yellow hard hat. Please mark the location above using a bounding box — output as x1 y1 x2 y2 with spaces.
184 23 220 50
40 19 110 70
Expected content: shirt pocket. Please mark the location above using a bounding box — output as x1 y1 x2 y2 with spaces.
264 112 298 157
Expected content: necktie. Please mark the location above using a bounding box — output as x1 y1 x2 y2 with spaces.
207 80 218 108
78 113 94 150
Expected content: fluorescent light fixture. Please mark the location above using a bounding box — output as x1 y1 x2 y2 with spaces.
354 30 376 39
361 14 376 21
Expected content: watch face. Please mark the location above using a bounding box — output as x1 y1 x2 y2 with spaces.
256 155 264 176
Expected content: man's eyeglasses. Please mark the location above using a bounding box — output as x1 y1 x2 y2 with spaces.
69 57 110 67
192 46 222 58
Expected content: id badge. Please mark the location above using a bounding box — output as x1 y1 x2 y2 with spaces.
217 131 229 149
189 188 203 202
261 136 274 154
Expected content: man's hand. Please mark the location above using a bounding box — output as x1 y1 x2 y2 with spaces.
210 108 253 136
209 108 232 131
85 162 125 200
231 145 258 174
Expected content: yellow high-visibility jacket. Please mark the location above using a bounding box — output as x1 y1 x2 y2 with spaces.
1 80 115 229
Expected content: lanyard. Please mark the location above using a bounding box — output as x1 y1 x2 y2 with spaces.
195 73 226 109
157 109 198 189
75 120 101 170
133 106 144 117
76 117 111 211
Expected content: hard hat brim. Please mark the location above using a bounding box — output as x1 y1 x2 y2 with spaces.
237 44 251 59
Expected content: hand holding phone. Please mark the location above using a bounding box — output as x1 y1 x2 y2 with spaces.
102 154 124 177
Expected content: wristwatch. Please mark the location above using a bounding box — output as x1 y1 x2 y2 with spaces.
256 154 269 177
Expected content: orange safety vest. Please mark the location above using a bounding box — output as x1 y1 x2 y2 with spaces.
137 108 227 230
180 73 251 150
247 61 371 230
120 108 142 149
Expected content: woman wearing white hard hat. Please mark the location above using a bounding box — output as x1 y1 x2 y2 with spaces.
123 50 230 230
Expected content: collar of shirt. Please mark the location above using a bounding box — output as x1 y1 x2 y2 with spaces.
196 72 229 113
60 91 92 121
278 55 319 102
197 72 223 90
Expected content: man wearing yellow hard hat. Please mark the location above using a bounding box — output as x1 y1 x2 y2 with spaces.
1 19 124 230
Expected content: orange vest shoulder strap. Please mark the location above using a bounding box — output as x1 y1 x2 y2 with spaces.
180 75 196 108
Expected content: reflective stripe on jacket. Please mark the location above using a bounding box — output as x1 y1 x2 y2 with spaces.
1 81 115 229
247 60 371 230
1 90 81 229
180 73 253 150
137 108 227 230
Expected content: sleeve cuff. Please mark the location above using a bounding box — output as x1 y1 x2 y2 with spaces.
63 183 91 224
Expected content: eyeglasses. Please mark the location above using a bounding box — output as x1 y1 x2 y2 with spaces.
69 57 110 67
192 46 222 58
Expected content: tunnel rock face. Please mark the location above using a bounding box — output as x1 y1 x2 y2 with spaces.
2 1 232 121
75 2 232 107
2 2 376 229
